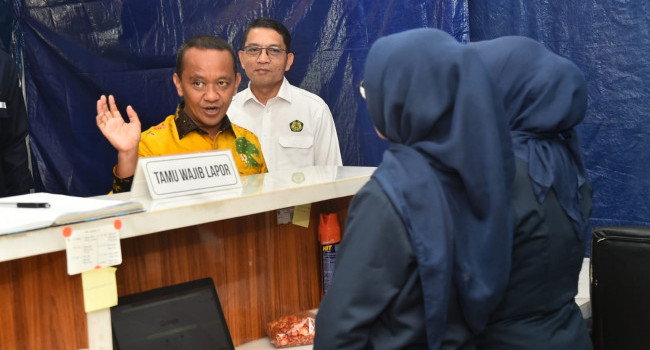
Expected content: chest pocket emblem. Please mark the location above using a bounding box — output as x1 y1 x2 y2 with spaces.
289 120 304 132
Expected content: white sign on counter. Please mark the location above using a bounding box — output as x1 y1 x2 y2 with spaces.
132 150 242 199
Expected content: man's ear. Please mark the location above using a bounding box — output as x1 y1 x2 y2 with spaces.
238 50 245 69
235 72 242 92
285 52 294 72
173 73 183 97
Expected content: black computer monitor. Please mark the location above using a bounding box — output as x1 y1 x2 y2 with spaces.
111 278 235 350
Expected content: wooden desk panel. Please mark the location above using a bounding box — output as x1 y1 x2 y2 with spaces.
0 196 351 348
1 249 86 349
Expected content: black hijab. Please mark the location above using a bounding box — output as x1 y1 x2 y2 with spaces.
365 28 515 348
471 36 589 238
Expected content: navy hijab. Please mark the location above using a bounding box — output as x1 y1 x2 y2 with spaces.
471 36 589 239
364 28 515 348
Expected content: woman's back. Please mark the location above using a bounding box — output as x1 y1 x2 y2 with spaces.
477 158 592 350
470 36 593 350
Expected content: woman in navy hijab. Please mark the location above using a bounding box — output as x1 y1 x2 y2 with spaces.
471 36 593 349
314 28 515 349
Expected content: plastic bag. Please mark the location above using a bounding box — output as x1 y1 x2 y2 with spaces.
265 310 317 348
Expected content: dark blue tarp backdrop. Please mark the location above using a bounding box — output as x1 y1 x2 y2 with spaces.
12 0 468 196
7 1 650 230
469 1 650 230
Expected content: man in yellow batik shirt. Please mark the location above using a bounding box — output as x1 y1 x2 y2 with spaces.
96 35 266 193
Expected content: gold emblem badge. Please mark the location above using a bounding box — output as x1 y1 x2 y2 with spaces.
289 120 304 132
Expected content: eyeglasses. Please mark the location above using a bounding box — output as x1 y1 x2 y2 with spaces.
358 80 366 99
243 46 287 58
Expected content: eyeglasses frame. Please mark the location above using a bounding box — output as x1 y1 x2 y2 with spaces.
242 45 288 58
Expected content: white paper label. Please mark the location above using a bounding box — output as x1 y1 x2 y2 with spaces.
64 222 122 275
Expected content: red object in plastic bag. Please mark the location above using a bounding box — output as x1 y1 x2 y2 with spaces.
265 310 316 348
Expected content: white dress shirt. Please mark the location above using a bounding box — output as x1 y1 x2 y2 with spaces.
229 77 342 171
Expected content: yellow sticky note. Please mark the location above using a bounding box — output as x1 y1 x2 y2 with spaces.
292 204 311 228
81 267 118 313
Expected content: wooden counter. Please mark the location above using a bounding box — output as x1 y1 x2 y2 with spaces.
0 166 374 349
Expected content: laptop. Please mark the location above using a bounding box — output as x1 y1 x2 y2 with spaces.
111 278 235 350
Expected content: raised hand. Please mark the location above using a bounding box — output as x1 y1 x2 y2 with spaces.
96 95 141 153
96 95 141 178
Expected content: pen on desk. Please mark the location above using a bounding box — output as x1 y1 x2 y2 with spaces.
0 202 51 208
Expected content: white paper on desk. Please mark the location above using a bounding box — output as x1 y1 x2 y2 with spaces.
65 223 122 275
0 192 143 235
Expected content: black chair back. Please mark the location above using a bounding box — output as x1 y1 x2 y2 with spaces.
591 226 650 350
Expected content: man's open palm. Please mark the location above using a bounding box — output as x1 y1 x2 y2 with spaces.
96 95 141 153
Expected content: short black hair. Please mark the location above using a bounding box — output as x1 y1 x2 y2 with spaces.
241 18 292 52
176 35 237 77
